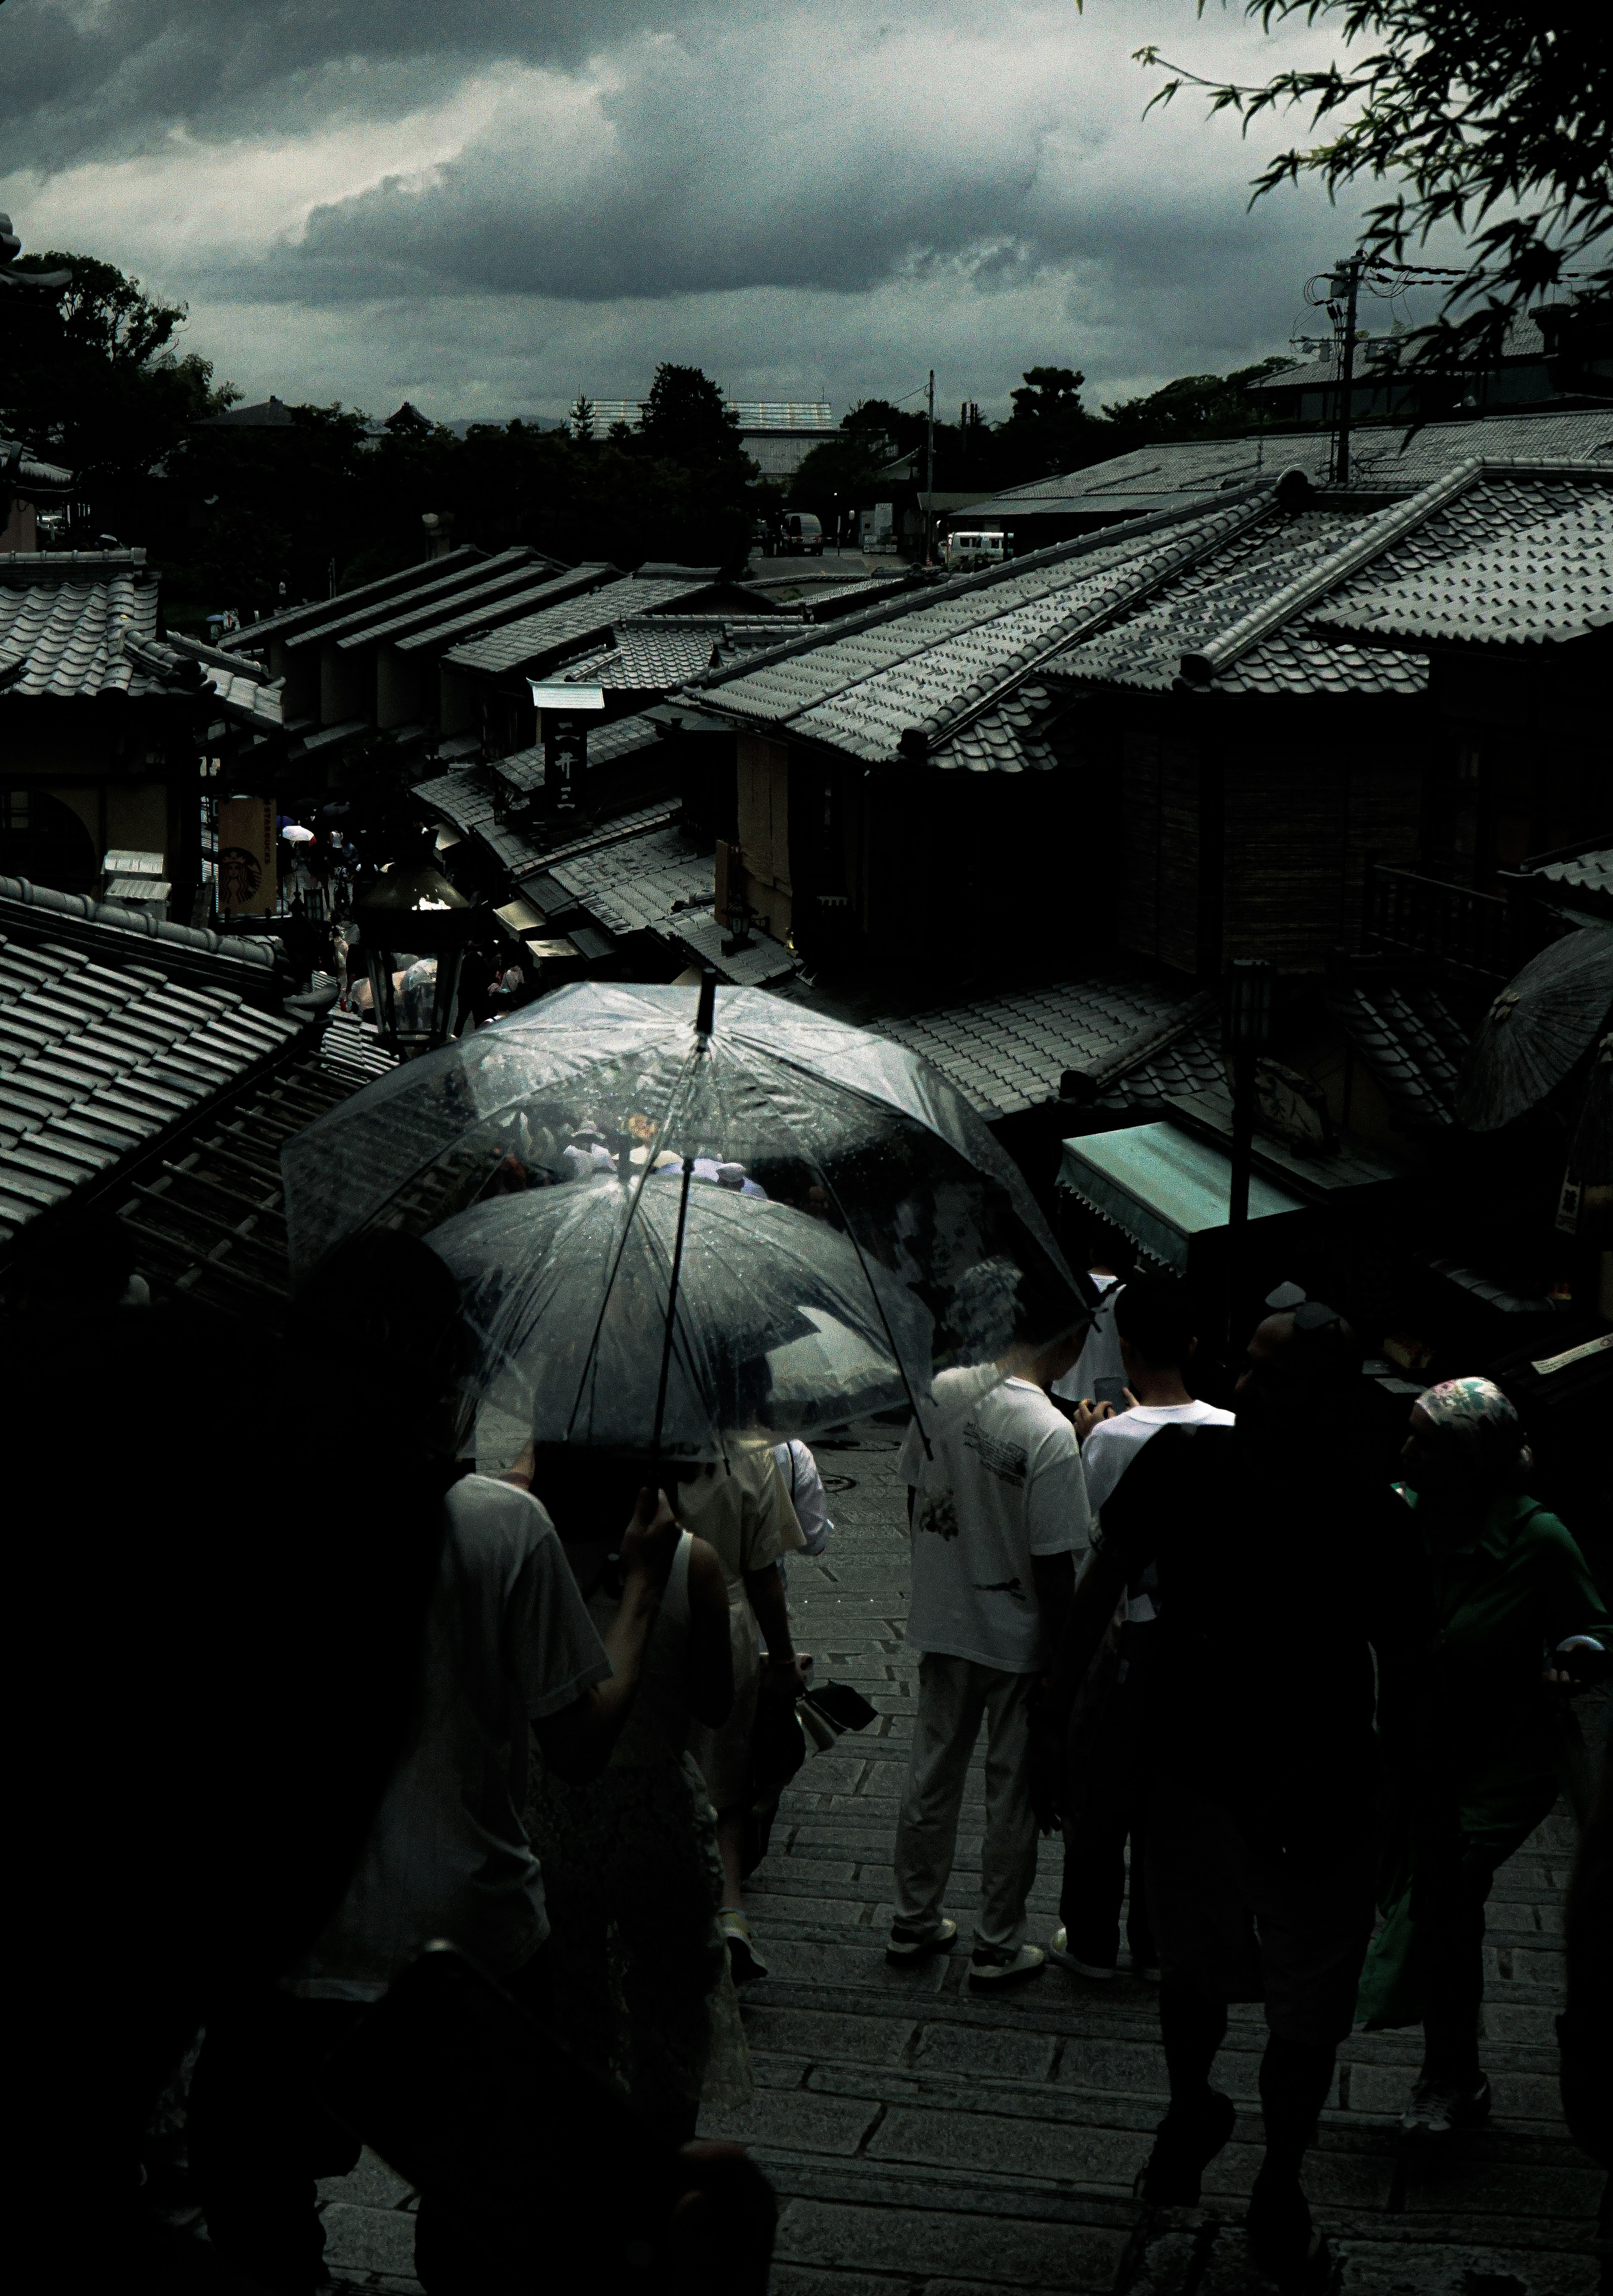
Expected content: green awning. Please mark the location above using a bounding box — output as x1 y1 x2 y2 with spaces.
1059 1123 1307 1273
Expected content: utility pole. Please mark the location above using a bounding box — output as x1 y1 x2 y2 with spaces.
1333 255 1362 487
925 369 935 565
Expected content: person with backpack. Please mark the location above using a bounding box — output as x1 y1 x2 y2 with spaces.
1050 1276 1232 1982
1038 1302 1435 2291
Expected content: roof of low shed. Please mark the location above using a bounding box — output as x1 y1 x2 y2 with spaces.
445 573 733 676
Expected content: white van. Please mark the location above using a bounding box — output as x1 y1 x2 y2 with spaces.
778 511 824 557
942 528 1011 571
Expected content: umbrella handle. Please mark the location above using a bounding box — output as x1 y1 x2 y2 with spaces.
648 1151 697 1471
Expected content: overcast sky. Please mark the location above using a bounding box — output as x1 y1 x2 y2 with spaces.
1 0 1416 423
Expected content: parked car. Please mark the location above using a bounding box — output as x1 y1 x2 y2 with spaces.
941 527 1011 571
778 511 824 557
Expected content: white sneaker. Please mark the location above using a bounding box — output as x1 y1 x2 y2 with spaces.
969 1943 1046 1986
886 1917 959 1965
1047 1926 1114 1978
1401 2073 1491 2139
720 1909 769 1985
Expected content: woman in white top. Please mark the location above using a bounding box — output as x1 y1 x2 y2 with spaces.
528 1518 752 2140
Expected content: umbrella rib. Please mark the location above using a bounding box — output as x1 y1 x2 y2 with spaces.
724 1041 935 1457
562 1038 701 1445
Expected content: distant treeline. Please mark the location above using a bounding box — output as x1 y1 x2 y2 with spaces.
2 250 1297 618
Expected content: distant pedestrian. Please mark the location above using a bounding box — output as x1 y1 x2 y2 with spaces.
1356 1378 1610 2138
887 1331 1091 1987
1050 1276 1232 1983
1040 1304 1434 2291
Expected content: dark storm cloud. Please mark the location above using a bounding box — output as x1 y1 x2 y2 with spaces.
0 0 647 169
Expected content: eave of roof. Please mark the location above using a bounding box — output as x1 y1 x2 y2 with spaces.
218 546 488 652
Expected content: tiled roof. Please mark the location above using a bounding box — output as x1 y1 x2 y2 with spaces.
564 617 803 690
130 634 287 729
1102 1020 1224 1108
1306 488 1613 647
1512 847 1613 921
116 1016 398 1314
486 748 546 800
699 492 1271 763
397 572 619 660
961 411 1613 521
444 574 729 677
549 822 715 935
1250 311 1557 396
1051 461 1609 697
872 969 1214 1120
0 562 163 698
588 712 664 768
665 909 797 986
1322 977 1471 1130
0 873 278 974
926 682 1079 773
286 550 555 655
494 800 684 892
411 768 496 835
1 442 74 492
218 547 488 652
349 558 607 655
0 926 301 1248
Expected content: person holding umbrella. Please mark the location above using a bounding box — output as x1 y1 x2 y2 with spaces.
1357 1377 1610 2138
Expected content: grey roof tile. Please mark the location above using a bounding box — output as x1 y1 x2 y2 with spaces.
1307 489 1613 646
0 567 160 698
0 920 299 1229
1051 462 1610 697
444 574 727 676
550 823 715 936
874 968 1208 1119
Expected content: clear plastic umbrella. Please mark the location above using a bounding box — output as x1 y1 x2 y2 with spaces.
281 978 1091 1457
431 1174 937 1461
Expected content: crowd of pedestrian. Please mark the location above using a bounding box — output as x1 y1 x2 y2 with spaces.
14 1196 1606 2296
883 1247 1610 2288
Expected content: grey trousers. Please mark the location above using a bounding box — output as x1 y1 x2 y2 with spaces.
892 1652 1040 1952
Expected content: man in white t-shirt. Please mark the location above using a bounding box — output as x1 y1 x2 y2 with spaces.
887 1330 1092 1986
1049 1274 1232 1981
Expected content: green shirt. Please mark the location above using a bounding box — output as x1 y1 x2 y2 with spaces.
1407 1488 1610 1765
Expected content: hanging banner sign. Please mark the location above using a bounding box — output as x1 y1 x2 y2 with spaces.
217 797 278 915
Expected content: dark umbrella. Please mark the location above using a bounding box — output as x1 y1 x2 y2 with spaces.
281 976 1090 1455
430 1174 936 1461
1455 929 1613 1132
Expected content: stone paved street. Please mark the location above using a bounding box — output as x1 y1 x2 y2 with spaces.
318 1434 1608 2296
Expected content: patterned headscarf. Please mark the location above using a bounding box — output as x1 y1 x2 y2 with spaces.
1416 1375 1532 1491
